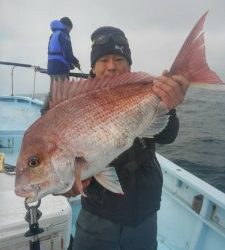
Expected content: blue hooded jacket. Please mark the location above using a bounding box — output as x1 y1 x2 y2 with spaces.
47 20 79 75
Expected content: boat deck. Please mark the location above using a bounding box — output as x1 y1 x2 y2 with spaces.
0 96 41 165
0 96 41 130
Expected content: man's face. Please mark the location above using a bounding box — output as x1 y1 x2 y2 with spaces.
93 54 130 77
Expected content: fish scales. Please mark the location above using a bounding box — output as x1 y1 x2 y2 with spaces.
59 83 164 180
54 82 160 162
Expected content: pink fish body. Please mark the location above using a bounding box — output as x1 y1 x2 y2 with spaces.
15 72 169 201
15 12 223 202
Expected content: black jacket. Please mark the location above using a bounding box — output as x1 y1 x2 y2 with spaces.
82 109 179 226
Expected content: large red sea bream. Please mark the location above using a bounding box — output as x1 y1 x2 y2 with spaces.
15 12 223 202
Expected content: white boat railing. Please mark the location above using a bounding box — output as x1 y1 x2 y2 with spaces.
0 61 88 99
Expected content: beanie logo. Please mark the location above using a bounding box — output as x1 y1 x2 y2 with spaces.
115 45 124 54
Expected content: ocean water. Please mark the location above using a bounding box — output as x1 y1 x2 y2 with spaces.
157 86 225 193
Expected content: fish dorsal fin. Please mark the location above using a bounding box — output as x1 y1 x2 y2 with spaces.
49 77 84 108
49 72 154 108
170 11 223 84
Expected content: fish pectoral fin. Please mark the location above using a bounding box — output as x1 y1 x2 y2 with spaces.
140 101 169 138
94 166 124 194
75 157 88 197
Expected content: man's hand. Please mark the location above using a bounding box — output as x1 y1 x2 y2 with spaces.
60 178 91 198
70 62 81 71
75 62 81 71
152 70 190 110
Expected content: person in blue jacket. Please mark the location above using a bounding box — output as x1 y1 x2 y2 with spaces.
41 17 80 115
47 17 81 76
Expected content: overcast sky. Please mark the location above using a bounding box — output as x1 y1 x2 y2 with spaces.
0 0 224 94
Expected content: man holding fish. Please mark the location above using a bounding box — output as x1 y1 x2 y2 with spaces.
15 12 222 250
70 12 222 248
69 26 189 250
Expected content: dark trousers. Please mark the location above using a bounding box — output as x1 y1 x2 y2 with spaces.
72 208 157 250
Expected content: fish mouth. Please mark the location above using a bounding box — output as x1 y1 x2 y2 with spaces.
15 180 73 202
15 184 41 202
15 185 52 203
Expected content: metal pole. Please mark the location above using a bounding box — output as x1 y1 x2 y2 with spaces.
32 69 37 99
11 66 15 96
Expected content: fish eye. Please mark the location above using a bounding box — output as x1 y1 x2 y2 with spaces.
28 156 40 168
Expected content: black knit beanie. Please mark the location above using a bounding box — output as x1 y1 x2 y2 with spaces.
91 26 132 66
60 17 73 29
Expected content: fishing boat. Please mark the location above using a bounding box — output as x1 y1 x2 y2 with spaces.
0 63 225 250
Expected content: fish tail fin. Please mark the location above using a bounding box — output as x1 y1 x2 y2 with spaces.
169 11 223 84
